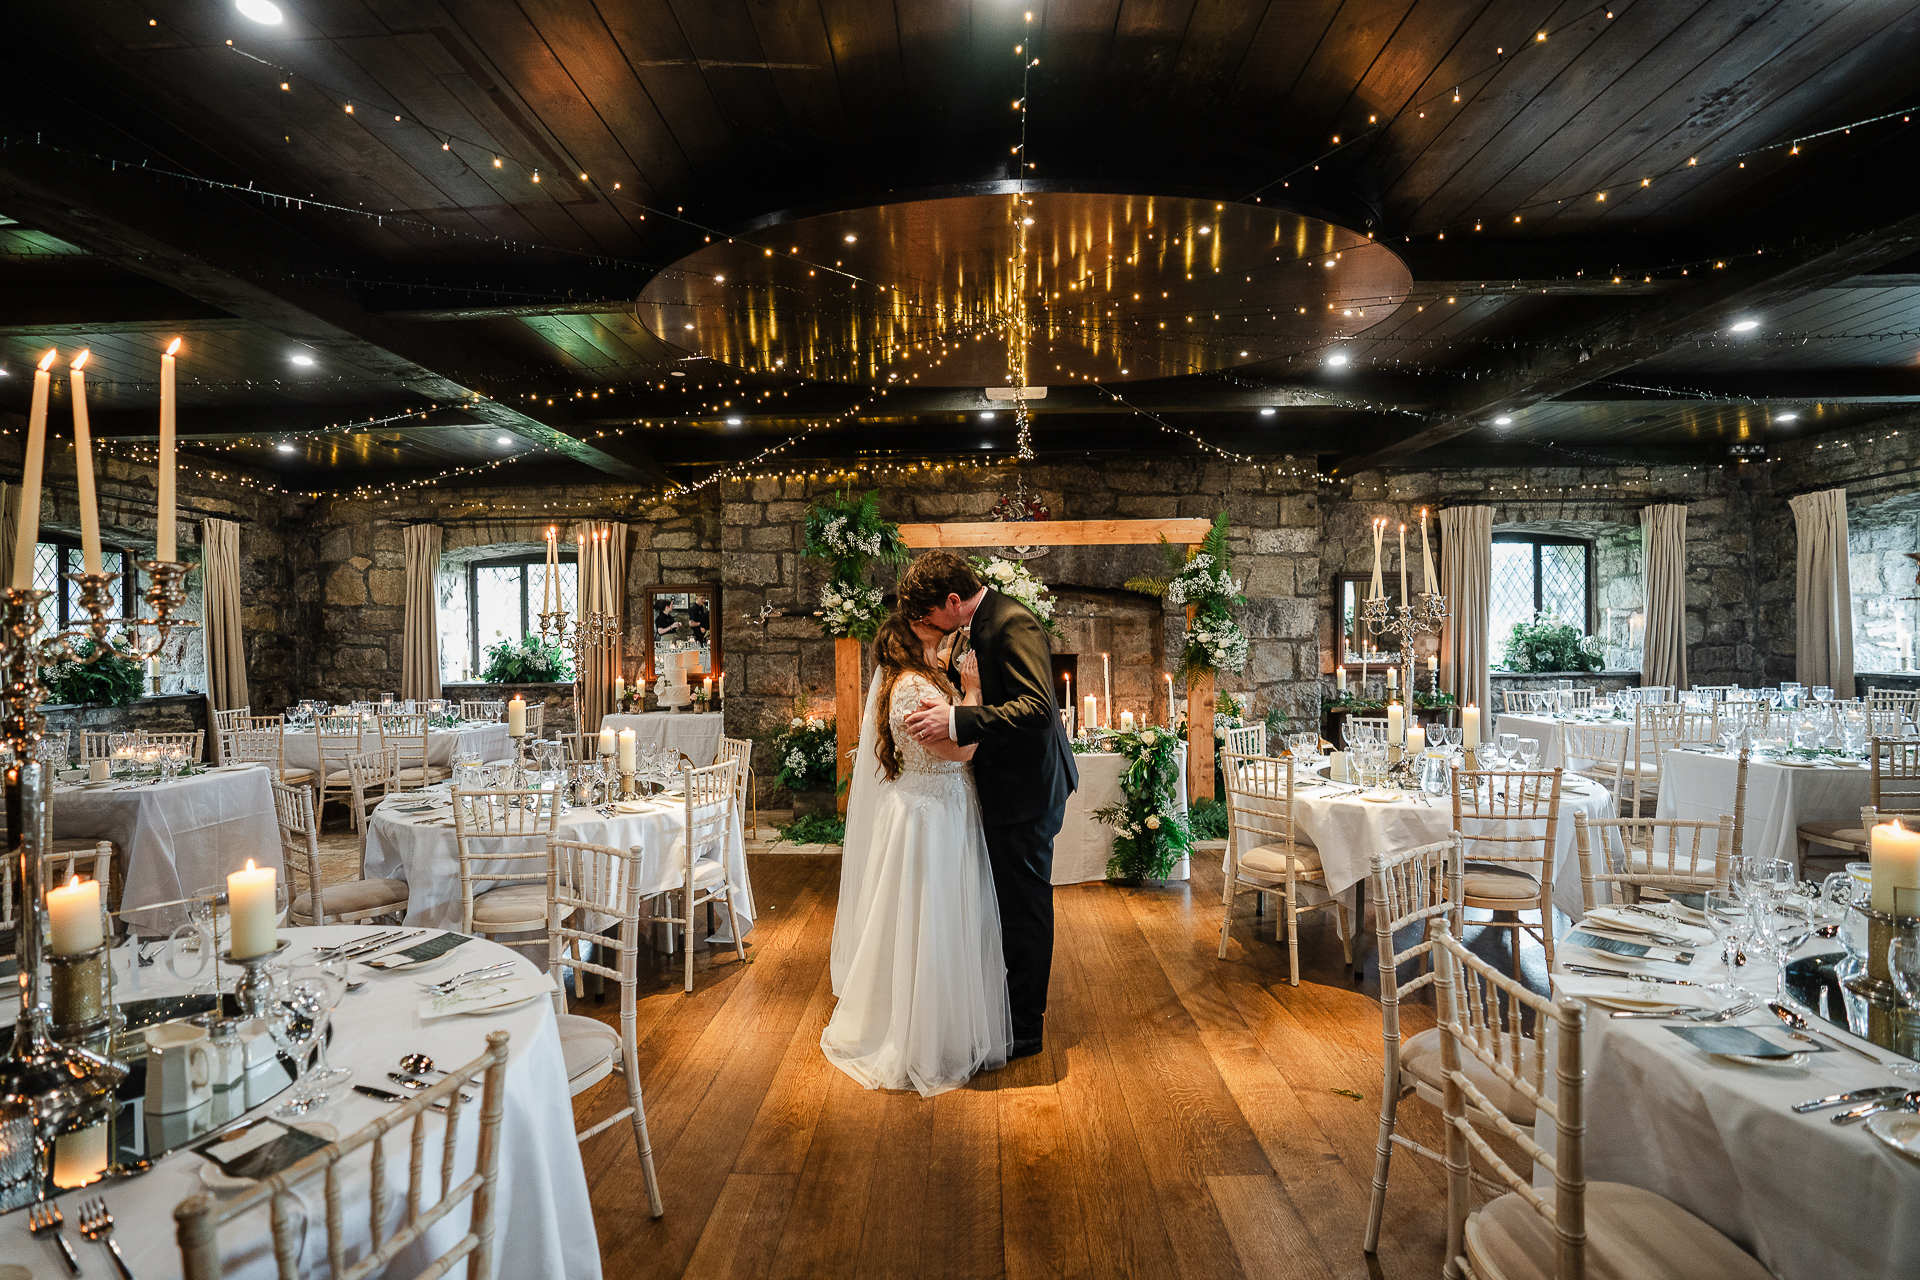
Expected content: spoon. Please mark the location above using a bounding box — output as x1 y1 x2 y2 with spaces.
399 1052 443 1077
388 1071 473 1102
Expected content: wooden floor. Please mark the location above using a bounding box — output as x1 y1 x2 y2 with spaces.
555 849 1521 1280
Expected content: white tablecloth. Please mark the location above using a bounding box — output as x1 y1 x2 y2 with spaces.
1494 712 1643 770
1053 752 1190 885
53 765 281 934
1539 942 1918 1280
282 722 513 773
1291 773 1619 921
0 924 599 1280
1655 749 1871 867
598 712 723 766
362 785 754 942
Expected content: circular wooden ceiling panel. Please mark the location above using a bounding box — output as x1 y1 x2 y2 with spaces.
637 191 1410 387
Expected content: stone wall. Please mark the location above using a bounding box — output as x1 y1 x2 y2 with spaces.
43 694 211 762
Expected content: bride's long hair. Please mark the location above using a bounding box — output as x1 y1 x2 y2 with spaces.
871 610 956 781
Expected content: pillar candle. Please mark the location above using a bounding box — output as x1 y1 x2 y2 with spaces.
615 676 625 700
1405 726 1426 757
1870 819 1920 915
1102 653 1112 730
577 533 587 624
1463 705 1481 749
507 695 526 736
1397 523 1408 606
158 337 180 562
47 874 102 955
1387 666 1397 690
70 351 102 575
718 673 725 699
598 727 617 756
703 676 713 700
1336 667 1348 693
52 1122 109 1191
617 728 637 772
1428 655 1438 676
1120 710 1135 732
1083 693 1098 732
227 859 278 958
1387 701 1404 745
12 350 55 587
1420 507 1435 594
1370 518 1385 599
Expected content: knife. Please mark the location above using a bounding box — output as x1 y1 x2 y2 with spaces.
1793 1085 1908 1114
1831 1090 1920 1125
354 1084 449 1113
1561 964 1702 987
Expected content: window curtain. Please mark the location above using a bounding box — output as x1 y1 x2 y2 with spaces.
573 521 628 735
1640 504 1689 692
0 482 16 591
1789 488 1855 698
201 518 248 736
401 524 442 701
1439 505 1493 718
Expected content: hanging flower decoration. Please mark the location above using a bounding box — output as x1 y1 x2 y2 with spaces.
771 711 838 792
1091 725 1194 881
1125 511 1249 677
969 555 1063 638
803 489 907 641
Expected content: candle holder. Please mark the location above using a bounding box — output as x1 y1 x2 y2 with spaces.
223 940 292 1022
47 941 112 1052
618 769 636 801
1361 589 1449 708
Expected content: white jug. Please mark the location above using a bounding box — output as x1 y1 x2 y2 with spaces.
144 1022 214 1114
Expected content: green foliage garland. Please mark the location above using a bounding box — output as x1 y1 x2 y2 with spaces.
42 637 144 707
772 709 838 793
804 489 908 641
1126 511 1249 677
480 633 574 683
1091 725 1195 882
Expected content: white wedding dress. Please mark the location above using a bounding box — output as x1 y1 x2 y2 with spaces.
821 672 1012 1097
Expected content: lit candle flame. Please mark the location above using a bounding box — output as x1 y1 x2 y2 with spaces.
37 349 57 371
165 337 182 356
71 350 90 371
244 858 256 871
67 873 80 889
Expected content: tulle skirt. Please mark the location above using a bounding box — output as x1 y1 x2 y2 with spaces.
821 768 1012 1097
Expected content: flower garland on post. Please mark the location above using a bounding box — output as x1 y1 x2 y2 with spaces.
803 489 908 640
1091 725 1195 882
969 555 1063 637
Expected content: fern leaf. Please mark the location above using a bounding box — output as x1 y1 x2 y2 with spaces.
1125 575 1170 597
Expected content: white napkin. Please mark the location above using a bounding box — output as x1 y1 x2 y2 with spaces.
1584 905 1713 945
417 973 556 1021
1551 972 1721 1005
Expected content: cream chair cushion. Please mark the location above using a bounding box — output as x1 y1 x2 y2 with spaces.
1462 863 1541 903
1797 818 1869 850
470 884 550 928
1236 841 1324 881
291 877 408 921
1398 1026 1538 1126
1467 1180 1772 1280
556 1013 619 1093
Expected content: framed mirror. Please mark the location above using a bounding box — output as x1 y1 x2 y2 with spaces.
1333 572 1407 668
643 583 721 689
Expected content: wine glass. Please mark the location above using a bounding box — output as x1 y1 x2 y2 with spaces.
304 956 353 1087
267 968 334 1116
1754 896 1813 1003
1726 855 1763 905
1497 732 1519 767
1517 737 1542 770
1701 889 1748 987
1889 937 1920 1080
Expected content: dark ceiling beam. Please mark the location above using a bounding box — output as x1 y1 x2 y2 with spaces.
1332 213 1920 473
1565 369 1920 404
0 150 661 483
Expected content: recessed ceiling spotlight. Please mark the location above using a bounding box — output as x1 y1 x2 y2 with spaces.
1493 415 1514 426
725 417 742 426
844 234 857 243
980 411 996 419
669 370 685 377
683 323 695 330
236 0 283 23
496 435 513 445
1775 411 1799 422
1325 351 1350 367
1728 318 1760 332
981 442 992 449
1198 226 1211 235
276 442 295 453
289 354 313 366
1259 407 1276 417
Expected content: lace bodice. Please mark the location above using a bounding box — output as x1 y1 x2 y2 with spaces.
888 673 968 776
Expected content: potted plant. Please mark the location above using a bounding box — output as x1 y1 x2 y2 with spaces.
1500 613 1605 673
771 709 839 816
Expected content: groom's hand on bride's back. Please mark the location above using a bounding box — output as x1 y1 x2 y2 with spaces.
904 698 951 743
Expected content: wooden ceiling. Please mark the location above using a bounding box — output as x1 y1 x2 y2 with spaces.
0 0 1918 490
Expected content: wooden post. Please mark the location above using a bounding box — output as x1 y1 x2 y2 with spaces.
1186 603 1216 804
835 637 861 815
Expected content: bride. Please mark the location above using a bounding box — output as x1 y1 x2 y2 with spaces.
821 610 1012 1096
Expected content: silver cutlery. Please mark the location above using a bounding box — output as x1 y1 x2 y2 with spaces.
388 1071 474 1102
1793 1085 1908 1114
1581 922 1697 949
337 930 429 961
417 962 515 993
1833 1090 1920 1125
1769 1001 1885 1065
314 930 404 957
354 1083 448 1113
1562 964 1703 987
78 1197 136 1280
29 1199 81 1275
1613 997 1755 1023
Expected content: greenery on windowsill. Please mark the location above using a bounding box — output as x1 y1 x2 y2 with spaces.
478 633 574 683
1499 613 1605 674
41 638 144 707
1324 690 1458 713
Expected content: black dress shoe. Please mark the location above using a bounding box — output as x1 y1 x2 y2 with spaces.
1008 1038 1044 1060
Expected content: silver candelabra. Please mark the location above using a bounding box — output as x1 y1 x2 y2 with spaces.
1361 589 1449 708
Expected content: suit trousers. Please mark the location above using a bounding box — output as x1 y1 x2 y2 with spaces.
983 809 1063 1043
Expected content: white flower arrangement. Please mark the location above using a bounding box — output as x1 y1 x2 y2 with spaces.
1162 552 1245 608
816 514 889 560
969 556 1062 637
1186 614 1251 674
818 577 887 640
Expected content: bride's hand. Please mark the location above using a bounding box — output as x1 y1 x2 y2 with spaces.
958 651 981 695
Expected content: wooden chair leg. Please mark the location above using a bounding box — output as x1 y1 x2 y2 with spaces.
720 893 749 966
683 894 696 995
1336 900 1353 964
1216 881 1235 959
1365 1057 1401 1253
1285 892 1301 987
620 1041 665 1219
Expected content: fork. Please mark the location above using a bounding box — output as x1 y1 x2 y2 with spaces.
79 1197 136 1279
29 1199 82 1275
417 962 515 993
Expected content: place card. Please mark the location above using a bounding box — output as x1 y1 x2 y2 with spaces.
202 1119 331 1179
1665 1026 1832 1058
362 933 470 970
1564 930 1695 965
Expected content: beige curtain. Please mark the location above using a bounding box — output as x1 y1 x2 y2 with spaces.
1640 504 1689 691
574 521 628 735
401 524 442 701
0 482 16 591
1438 505 1493 717
1790 488 1855 698
202 518 247 728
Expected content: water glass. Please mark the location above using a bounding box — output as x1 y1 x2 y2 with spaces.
305 956 353 1087
1755 897 1812 1002
1702 889 1749 984
267 969 334 1116
1518 737 1542 770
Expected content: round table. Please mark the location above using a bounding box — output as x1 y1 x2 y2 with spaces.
0 924 600 1280
597 712 723 766
281 722 513 774
361 784 755 942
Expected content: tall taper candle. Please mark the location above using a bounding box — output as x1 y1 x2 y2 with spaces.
1397 523 1408 607
12 349 54 587
1102 653 1112 731
544 526 555 614
70 351 102 575
158 338 181 562
1419 507 1435 594
1369 517 1385 600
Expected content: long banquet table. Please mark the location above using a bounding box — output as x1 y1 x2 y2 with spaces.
1655 747 1871 867
52 763 281 933
281 721 513 773
1052 750 1190 884
362 782 755 942
1541 934 1919 1280
1493 710 1645 770
0 924 600 1280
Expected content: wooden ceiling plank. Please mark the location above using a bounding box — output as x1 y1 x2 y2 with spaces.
739 0 851 141
813 0 908 128
1224 0 1346 117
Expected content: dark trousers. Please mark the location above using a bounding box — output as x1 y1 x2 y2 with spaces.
983 811 1062 1043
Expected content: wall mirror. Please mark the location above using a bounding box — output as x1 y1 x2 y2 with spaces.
643 583 721 688
1334 573 1408 668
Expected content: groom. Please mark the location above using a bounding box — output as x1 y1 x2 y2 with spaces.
900 551 1077 1059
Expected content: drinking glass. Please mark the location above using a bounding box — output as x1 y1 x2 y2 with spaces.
267 968 334 1116
1890 936 1920 1080
305 955 353 1086
1702 890 1750 990
1754 897 1812 1002
1518 737 1542 770
1497 733 1519 767
1763 859 1797 897
1726 855 1763 905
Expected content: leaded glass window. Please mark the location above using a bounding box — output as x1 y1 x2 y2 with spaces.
1489 534 1592 657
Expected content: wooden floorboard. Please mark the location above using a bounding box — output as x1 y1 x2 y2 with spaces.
579 852 1462 1280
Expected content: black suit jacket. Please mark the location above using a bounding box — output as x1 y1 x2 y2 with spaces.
951 590 1078 828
